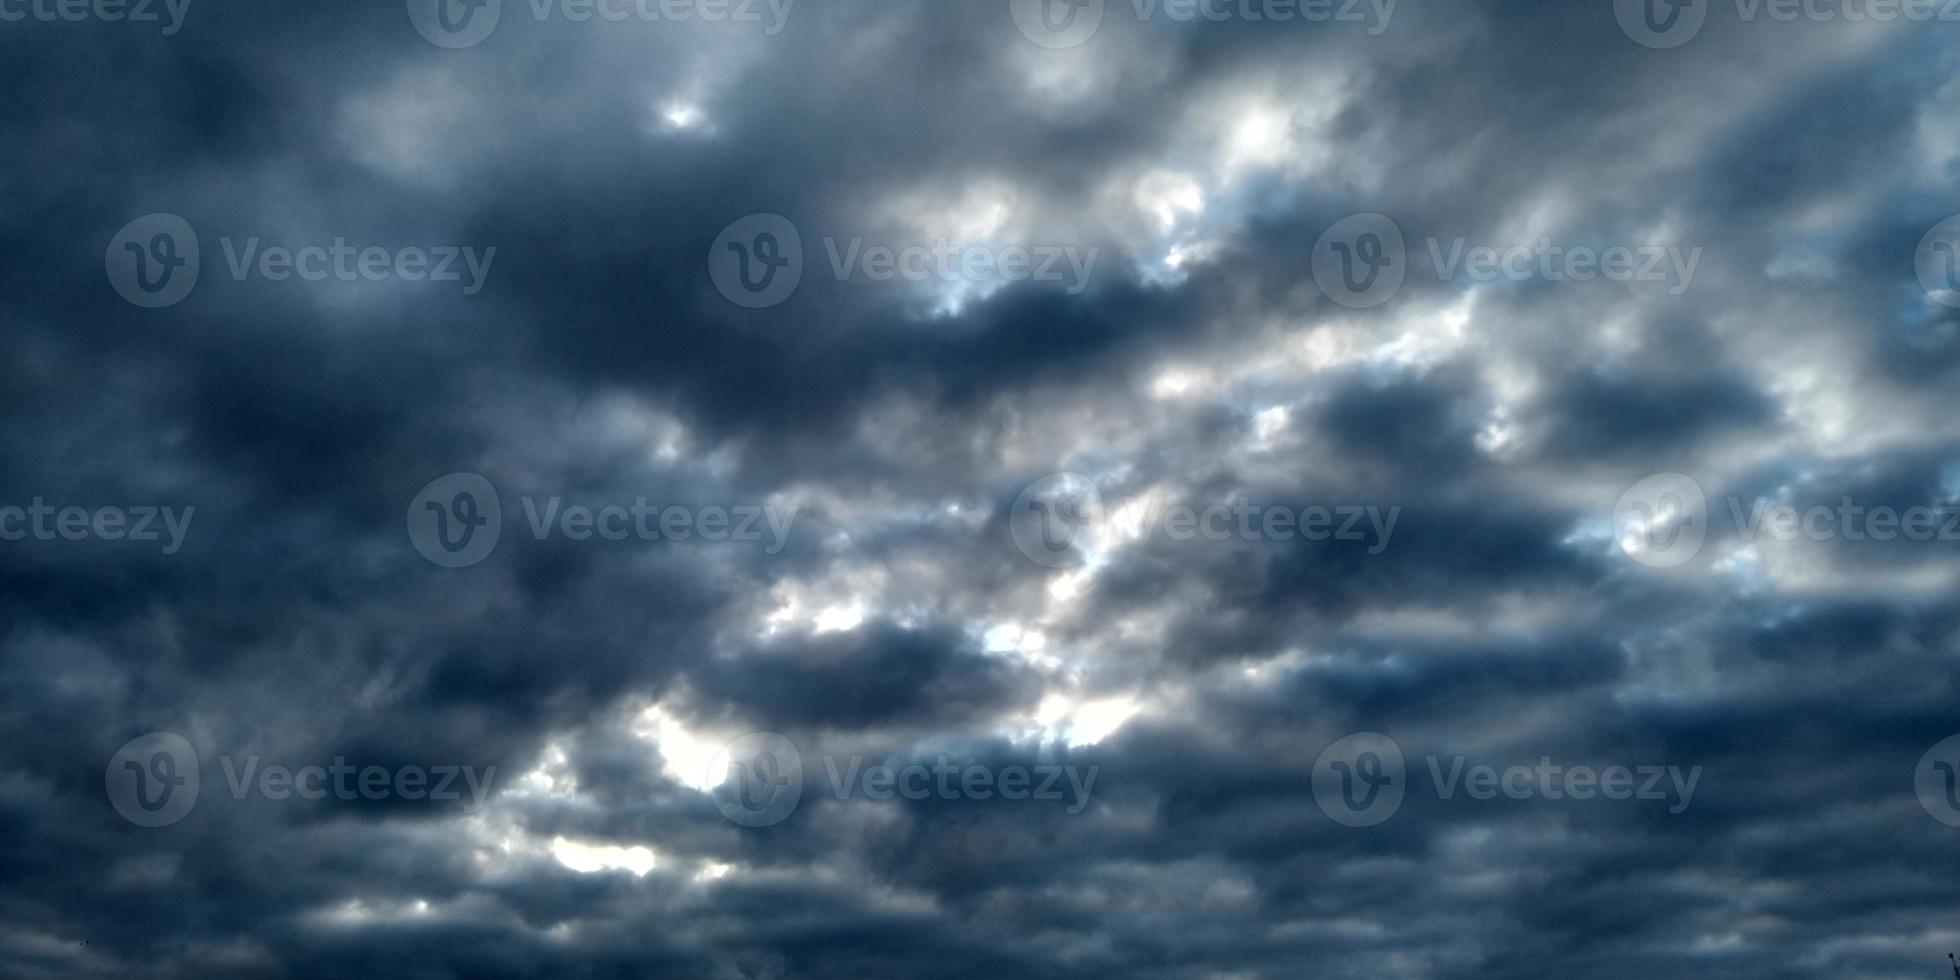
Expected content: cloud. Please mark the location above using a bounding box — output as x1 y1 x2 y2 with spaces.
3 1 1959 977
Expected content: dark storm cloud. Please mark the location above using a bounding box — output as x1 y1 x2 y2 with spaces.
4 0 1960 977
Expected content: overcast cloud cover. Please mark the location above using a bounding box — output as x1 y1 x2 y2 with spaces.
5 0 1960 976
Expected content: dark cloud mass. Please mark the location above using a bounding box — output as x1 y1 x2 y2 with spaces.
5 0 1960 977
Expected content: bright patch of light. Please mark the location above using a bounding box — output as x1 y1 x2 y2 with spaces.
1134 171 1205 234
510 740 577 800
307 896 439 929
1047 568 1091 602
633 705 722 792
813 602 866 634
662 101 703 130
1615 497 1693 564
1250 406 1290 449
551 837 657 877
1151 368 1212 399
1222 106 1291 174
1032 693 1140 748
1374 291 1476 370
1475 412 1517 458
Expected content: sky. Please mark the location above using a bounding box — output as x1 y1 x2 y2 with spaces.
6 0 1960 977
